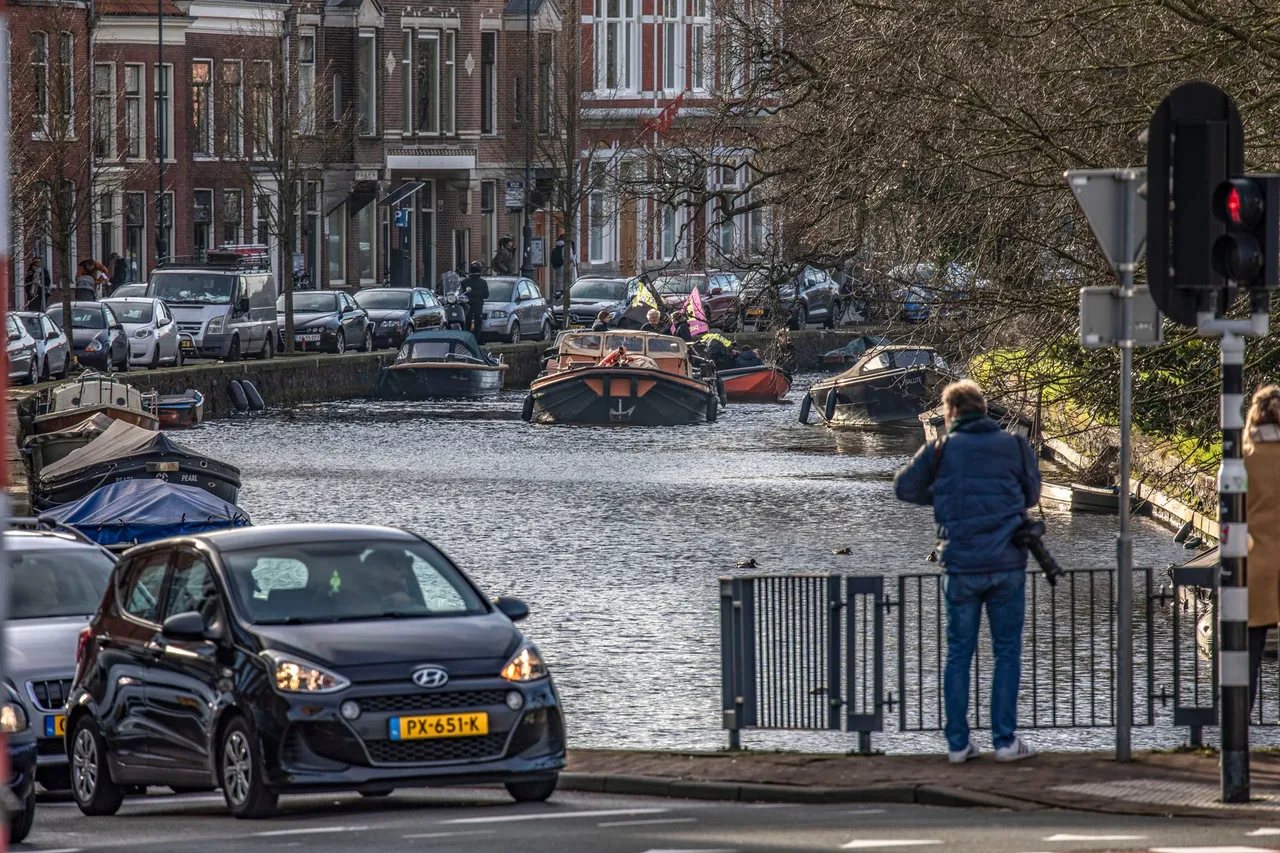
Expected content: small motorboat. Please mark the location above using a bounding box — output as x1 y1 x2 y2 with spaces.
32 372 158 434
23 412 116 477
38 479 249 549
919 400 1034 443
35 418 240 509
821 335 891 369
718 364 792 403
526 330 719 425
805 345 950 428
1040 482 1123 514
156 389 206 428
378 330 506 398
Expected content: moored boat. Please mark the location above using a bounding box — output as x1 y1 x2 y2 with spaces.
32 372 158 434
821 335 891 369
156 389 205 428
805 345 950 428
23 413 116 477
1040 482 1123 514
526 330 719 425
718 364 792 403
38 479 250 550
378 330 506 398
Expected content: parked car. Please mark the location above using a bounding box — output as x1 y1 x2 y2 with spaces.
66 523 565 819
353 287 445 349
16 310 72 381
5 312 41 385
480 277 553 343
69 302 129 372
103 296 184 369
277 290 372 353
553 277 639 329
4 524 115 791
108 283 147 299
147 258 278 361
5 681 37 843
741 266 840 330
652 272 743 330
888 263 936 323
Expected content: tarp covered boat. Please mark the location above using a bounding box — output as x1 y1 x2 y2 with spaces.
39 479 249 547
377 330 506 398
35 418 240 509
718 365 792 403
23 413 116 477
805 345 950 427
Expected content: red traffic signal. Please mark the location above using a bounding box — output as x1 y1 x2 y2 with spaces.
1211 175 1280 289
1214 178 1264 229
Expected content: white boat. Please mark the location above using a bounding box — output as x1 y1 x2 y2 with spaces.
32 372 159 434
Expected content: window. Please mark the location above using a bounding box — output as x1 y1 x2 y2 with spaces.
327 203 346 282
125 192 146 281
162 554 220 627
415 31 439 134
401 32 413 131
220 61 242 156
191 60 212 155
194 189 213 261
251 60 271 156
442 31 455 135
662 205 678 259
538 35 553 135
358 31 376 135
332 72 342 121
588 162 606 262
481 32 496 135
662 0 682 93
298 33 315 135
159 192 173 265
120 553 169 624
256 194 271 245
222 189 242 245
58 32 73 126
452 228 469 273
594 0 636 91
480 181 496 266
93 64 115 159
98 193 115 260
31 32 48 126
154 64 174 160
357 203 375 281
692 0 710 91
123 64 143 158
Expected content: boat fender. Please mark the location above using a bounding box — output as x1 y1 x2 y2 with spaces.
716 377 727 408
521 394 534 422
1174 520 1193 544
798 394 812 424
227 379 249 413
824 389 838 421
706 394 718 423
241 379 266 412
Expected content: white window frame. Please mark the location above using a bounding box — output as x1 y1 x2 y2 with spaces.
31 31 49 135
251 60 272 158
586 161 615 263
480 180 496 265
95 191 121 262
93 62 116 160
327 202 347 284
691 2 710 93
415 30 440 135
222 188 243 246
221 60 243 158
159 190 174 265
357 203 376 283
124 63 144 159
124 191 148 281
298 31 316 135
593 0 638 94
661 0 684 95
58 31 74 134
154 63 174 161
442 30 456 136
357 29 377 136
401 31 413 133
191 58 214 157
481 32 497 136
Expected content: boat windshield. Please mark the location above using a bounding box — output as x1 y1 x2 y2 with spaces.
223 540 488 624
403 341 475 361
646 337 683 355
604 334 646 352
894 349 936 368
560 333 603 355
150 272 235 305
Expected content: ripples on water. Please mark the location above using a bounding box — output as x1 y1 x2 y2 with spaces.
178 374 1200 754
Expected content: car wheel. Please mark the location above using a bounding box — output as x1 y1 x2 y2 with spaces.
38 353 49 382
9 784 34 843
149 342 161 369
70 716 124 816
335 331 347 355
261 334 275 360
25 356 38 385
220 717 277 819
823 304 836 329
505 775 558 803
362 328 373 352
174 345 184 368
227 335 242 362
539 318 552 341
791 306 807 331
509 322 521 344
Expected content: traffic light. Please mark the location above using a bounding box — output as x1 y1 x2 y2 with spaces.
1212 175 1280 290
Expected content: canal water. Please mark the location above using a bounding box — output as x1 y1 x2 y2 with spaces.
180 375 1209 754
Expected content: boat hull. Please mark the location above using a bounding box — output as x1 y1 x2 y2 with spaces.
33 405 158 434
719 366 791 403
810 367 944 427
531 367 715 425
380 363 505 398
156 395 205 429
35 456 240 510
1041 483 1121 514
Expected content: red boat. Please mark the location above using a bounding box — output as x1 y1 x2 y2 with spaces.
718 365 792 403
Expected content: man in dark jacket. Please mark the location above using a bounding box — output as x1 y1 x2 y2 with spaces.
639 309 663 332
894 379 1040 765
460 261 489 337
492 236 516 275
591 310 611 332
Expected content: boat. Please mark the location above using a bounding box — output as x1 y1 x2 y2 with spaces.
805 345 950 428
821 335 891 368
718 364 792 403
1040 482 1122 514
919 400 1034 443
34 418 240 509
23 413 116 477
156 389 206 428
38 479 249 549
32 372 158 434
378 330 506 398
526 330 719 425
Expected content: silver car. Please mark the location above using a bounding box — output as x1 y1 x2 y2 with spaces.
15 310 71 380
103 296 183 368
479 276 554 343
4 524 115 790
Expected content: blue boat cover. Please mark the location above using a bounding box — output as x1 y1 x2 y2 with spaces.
402 329 487 360
39 479 250 546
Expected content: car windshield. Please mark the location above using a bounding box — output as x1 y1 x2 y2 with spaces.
281 293 338 313
150 272 235 305
18 316 41 337
486 281 515 303
71 307 105 329
104 301 153 324
10 548 113 618
355 291 410 310
223 540 488 624
654 275 703 295
570 280 626 301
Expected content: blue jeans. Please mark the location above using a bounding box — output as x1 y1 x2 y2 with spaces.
944 570 1025 752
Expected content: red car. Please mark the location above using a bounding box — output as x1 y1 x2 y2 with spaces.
652 272 743 330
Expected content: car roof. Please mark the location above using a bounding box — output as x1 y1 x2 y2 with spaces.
4 529 107 550
102 297 156 303
72 301 105 308
188 522 423 551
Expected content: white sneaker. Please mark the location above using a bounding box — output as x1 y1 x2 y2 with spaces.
947 742 980 764
994 735 1037 762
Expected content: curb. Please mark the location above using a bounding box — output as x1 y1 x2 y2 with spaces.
557 773 1041 811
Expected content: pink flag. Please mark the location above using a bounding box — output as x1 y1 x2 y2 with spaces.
686 287 709 337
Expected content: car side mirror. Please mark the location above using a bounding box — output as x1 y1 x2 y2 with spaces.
7 331 20 342
161 611 207 641
237 297 250 314
46 329 59 340
710 287 723 296
159 316 172 327
494 596 529 623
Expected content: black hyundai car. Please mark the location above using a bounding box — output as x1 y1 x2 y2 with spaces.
66 523 565 819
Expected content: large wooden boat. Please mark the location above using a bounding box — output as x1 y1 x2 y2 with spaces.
718 364 792 403
32 372 159 434
378 331 506 398
805 345 949 428
526 330 719 425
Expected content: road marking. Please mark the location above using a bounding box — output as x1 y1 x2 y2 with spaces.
597 817 700 828
30 849 82 853
1044 835 1148 842
1151 848 1280 853
1247 830 1280 836
443 807 669 824
254 826 369 837
843 809 887 815
402 830 498 840
636 849 736 853
841 842 944 849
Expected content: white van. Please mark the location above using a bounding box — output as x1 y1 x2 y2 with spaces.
147 260 279 360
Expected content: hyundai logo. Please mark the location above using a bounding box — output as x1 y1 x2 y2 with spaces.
412 666 449 689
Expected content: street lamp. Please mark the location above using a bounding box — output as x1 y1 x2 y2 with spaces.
156 0 166 267
520 0 534 279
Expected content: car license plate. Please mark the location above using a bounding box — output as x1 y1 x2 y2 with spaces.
45 714 65 737
295 334 321 343
747 307 765 316
180 339 194 349
389 712 488 741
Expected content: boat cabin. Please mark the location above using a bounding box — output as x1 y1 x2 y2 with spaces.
48 374 153 414
550 331 692 377
843 345 947 378
395 330 496 366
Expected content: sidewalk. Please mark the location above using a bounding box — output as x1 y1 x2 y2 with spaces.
563 748 1280 819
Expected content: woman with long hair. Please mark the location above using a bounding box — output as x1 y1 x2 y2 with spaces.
1245 384 1280 708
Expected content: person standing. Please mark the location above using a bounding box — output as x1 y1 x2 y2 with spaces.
460 261 489 338
24 258 52 311
107 252 128 290
550 235 567 298
640 309 663 332
492 236 516 275
670 311 692 341
893 380 1040 763
1245 385 1280 709
75 261 97 301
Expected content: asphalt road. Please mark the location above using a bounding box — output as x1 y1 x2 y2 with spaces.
19 788 1280 852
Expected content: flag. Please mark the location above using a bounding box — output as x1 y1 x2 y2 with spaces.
632 280 660 309
686 287 709 337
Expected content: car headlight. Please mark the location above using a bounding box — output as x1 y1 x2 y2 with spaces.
1 696 28 734
206 315 225 334
261 650 350 694
85 339 103 352
135 328 153 338
380 319 401 328
500 643 548 682
489 309 509 319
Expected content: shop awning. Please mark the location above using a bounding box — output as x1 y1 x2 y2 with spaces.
379 181 425 207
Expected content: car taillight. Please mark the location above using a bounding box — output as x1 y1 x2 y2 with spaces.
76 626 92 664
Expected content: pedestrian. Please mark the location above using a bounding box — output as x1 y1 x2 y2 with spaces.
107 252 128 290
893 379 1040 763
591 310 611 332
75 260 97 301
492 235 516 275
550 234 567 297
23 257 52 311
1245 385 1280 709
671 311 692 341
640 308 663 333
91 261 111 298
460 261 489 338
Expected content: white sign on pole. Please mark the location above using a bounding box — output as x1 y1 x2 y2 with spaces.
505 181 524 212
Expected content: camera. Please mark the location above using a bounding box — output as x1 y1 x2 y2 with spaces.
1012 518 1066 585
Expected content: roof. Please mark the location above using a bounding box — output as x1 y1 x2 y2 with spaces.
97 0 187 15
402 329 486 359
188 522 421 551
